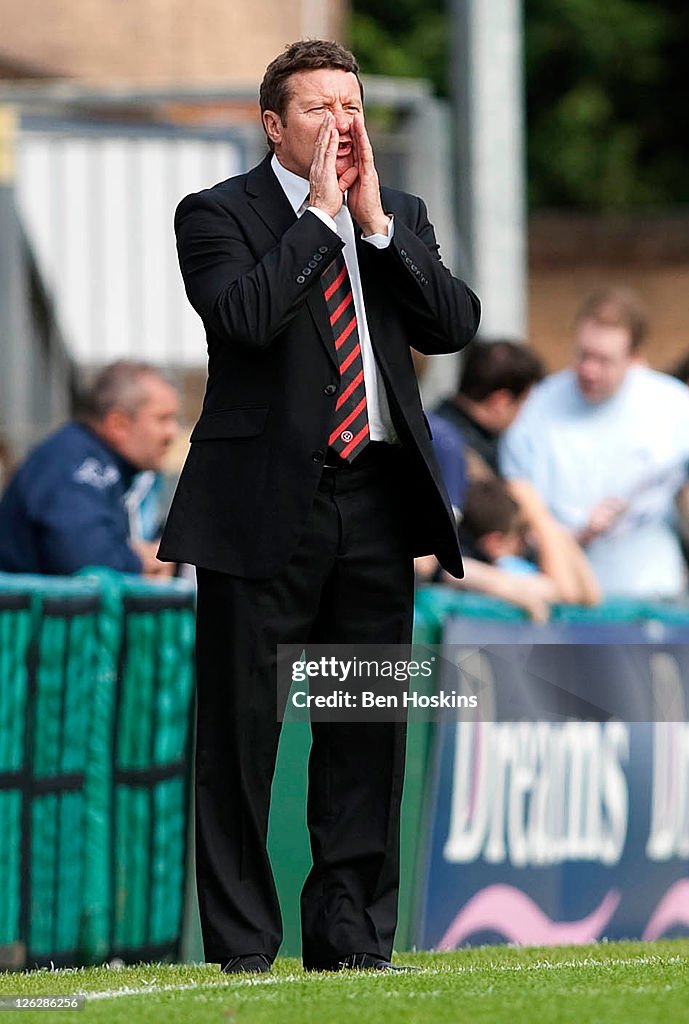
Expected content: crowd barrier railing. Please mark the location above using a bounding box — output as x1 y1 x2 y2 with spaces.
0 570 195 970
5 577 687 965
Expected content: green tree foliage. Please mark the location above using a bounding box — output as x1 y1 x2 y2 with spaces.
350 0 449 97
351 0 689 210
526 0 689 208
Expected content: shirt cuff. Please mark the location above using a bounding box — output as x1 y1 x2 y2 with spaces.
362 216 394 249
306 206 339 235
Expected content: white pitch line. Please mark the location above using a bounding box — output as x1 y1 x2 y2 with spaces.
72 955 686 1001
80 975 300 1000
420 955 687 976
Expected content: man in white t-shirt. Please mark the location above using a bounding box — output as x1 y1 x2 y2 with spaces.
500 288 689 597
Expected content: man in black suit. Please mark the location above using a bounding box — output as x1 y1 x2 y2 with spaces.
158 39 480 974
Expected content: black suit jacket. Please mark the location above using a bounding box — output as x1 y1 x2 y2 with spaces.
158 155 480 578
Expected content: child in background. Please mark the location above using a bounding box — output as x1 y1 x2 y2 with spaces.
462 479 538 575
461 478 601 607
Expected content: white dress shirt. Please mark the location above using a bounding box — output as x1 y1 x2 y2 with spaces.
501 365 689 597
271 154 398 443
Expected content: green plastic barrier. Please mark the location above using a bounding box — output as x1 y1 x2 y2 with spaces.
550 597 649 623
416 585 684 630
267 721 311 958
0 588 34 970
414 584 529 630
77 570 195 965
0 571 195 970
640 601 689 625
396 670 435 950
0 575 101 969
412 602 441 646
7 569 674 967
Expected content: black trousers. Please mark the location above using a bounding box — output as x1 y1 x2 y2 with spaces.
194 444 415 967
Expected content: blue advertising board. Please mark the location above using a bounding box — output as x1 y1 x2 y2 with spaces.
415 620 689 949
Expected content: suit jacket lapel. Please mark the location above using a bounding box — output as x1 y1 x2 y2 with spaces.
246 155 339 370
306 292 338 370
245 154 296 241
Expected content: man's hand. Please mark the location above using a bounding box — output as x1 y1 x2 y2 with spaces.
132 539 175 579
346 114 390 236
309 114 348 219
577 498 628 546
414 554 439 582
441 558 553 623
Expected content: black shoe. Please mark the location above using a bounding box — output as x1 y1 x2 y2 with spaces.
309 952 418 972
221 954 271 974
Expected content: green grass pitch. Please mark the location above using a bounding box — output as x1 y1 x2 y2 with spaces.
0 941 688 1023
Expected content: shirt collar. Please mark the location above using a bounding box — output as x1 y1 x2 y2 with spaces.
271 154 310 215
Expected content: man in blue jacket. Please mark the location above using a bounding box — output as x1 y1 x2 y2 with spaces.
0 361 179 576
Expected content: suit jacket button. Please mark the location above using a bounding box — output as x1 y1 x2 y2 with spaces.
314 253 323 261
400 249 407 257
324 384 337 396
318 246 329 254
303 267 312 275
312 449 325 463
308 260 318 269
297 275 305 283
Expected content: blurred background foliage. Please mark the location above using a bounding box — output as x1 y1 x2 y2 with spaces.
351 0 689 210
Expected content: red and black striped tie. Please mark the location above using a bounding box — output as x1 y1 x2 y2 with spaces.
322 253 370 462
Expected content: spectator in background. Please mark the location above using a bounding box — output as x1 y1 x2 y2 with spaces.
501 287 689 597
416 473 601 621
0 360 179 577
431 339 545 477
461 478 600 608
462 479 536 573
423 415 468 520
417 342 599 618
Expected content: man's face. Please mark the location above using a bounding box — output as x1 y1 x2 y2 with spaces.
110 376 180 471
573 320 635 404
263 68 362 181
485 388 531 433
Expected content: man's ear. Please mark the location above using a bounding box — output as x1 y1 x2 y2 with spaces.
262 110 283 147
99 408 130 448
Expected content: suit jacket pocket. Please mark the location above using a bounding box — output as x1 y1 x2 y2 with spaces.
189 406 268 441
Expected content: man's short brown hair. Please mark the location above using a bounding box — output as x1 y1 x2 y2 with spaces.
461 479 522 541
458 340 544 401
259 39 362 151
574 287 649 353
